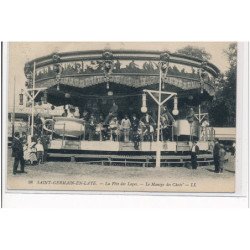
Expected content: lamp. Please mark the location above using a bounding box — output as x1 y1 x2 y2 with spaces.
19 89 24 105
141 93 148 113
65 93 71 98
107 91 113 96
141 106 148 113
172 96 179 116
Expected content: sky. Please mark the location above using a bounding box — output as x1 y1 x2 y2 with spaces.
7 42 232 106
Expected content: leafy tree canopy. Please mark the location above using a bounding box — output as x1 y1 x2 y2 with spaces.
206 43 237 127
176 44 237 127
176 45 211 61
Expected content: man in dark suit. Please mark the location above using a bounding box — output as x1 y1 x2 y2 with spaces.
41 133 50 163
213 138 221 173
131 114 140 149
140 112 155 126
190 140 199 169
12 132 26 175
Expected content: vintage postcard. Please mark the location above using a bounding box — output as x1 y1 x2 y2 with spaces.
4 42 238 193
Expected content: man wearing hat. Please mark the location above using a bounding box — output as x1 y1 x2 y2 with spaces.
190 140 199 169
11 132 26 175
213 138 221 173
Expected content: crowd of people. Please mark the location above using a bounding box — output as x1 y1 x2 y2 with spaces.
60 101 176 150
10 101 235 175
213 138 229 173
11 131 50 175
190 138 235 173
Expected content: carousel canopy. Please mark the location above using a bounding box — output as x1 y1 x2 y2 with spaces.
24 50 220 106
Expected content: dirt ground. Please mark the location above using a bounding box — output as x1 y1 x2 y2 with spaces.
6 149 235 193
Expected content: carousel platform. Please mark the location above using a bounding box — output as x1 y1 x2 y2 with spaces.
47 139 213 167
49 139 211 152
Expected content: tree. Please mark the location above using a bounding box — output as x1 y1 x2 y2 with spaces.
176 44 237 127
207 43 237 127
176 45 212 61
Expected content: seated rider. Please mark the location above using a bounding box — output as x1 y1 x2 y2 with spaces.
186 107 195 123
109 116 119 141
140 112 156 141
67 106 75 118
86 114 97 141
161 106 175 141
104 100 118 124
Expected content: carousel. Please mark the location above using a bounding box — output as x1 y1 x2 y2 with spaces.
21 50 220 167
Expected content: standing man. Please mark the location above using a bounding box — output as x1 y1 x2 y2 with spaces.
41 132 50 162
34 114 43 136
12 132 26 175
88 114 97 141
213 138 221 173
131 114 139 133
190 140 199 169
161 106 175 141
121 115 131 142
131 114 139 149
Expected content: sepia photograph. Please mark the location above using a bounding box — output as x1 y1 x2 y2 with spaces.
5 42 237 193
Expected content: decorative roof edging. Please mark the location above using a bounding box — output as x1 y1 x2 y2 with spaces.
35 75 215 96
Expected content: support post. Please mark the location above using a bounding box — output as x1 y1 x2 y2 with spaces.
172 124 174 141
12 77 16 137
31 62 36 137
155 66 162 169
62 123 65 147
143 64 177 169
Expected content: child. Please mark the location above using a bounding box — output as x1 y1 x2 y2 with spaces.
23 143 30 164
36 139 44 164
29 140 37 165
